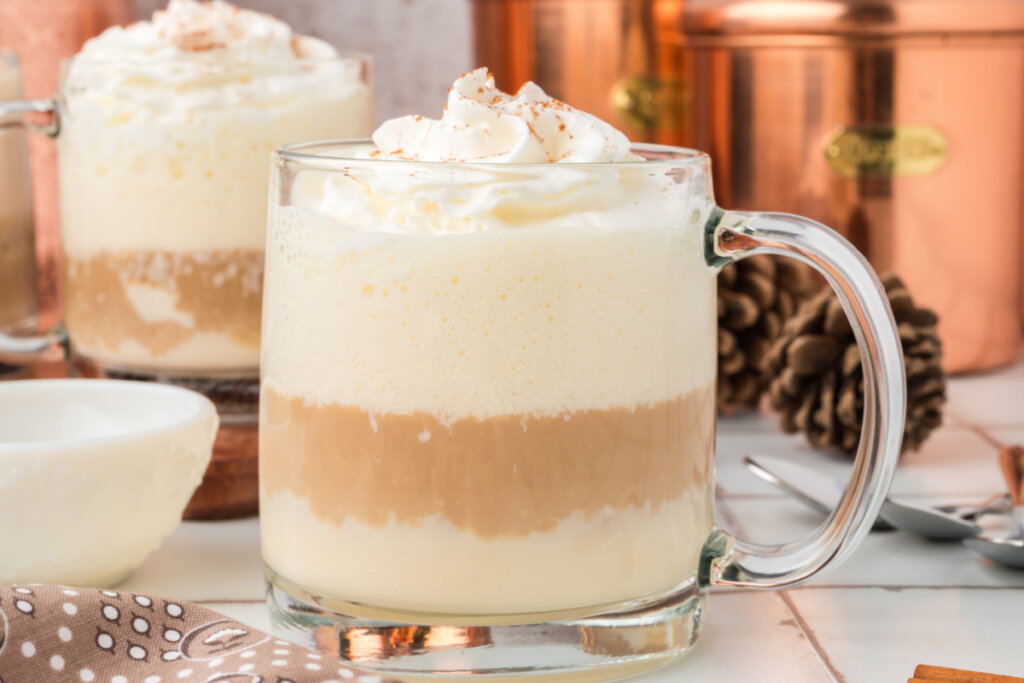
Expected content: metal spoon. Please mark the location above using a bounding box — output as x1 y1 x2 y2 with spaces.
743 455 986 541
964 446 1024 569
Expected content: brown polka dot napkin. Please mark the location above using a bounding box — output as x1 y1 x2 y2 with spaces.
0 584 394 683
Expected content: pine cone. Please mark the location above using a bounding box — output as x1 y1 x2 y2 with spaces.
766 273 946 455
717 256 817 409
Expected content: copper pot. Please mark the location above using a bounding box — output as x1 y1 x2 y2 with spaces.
472 0 691 145
684 0 1024 373
0 0 133 326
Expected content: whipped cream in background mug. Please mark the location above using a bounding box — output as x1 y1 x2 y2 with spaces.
259 68 907 679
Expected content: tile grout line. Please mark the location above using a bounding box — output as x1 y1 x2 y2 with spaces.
967 423 1010 449
717 492 842 681
778 591 844 683
787 584 1024 591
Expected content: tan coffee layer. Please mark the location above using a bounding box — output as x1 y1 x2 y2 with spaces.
0 217 37 328
65 249 263 357
260 384 715 538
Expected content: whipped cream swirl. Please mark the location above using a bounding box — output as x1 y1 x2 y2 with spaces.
75 0 336 64
371 68 640 163
63 0 361 115
297 68 705 237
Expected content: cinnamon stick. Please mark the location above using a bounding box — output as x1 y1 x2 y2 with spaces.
912 664 1024 683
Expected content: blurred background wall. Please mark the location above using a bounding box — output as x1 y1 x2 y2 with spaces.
134 0 475 121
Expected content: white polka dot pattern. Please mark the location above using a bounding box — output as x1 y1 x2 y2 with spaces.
0 584 393 682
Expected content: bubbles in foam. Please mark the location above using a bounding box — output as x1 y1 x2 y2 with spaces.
58 68 373 256
262 205 717 420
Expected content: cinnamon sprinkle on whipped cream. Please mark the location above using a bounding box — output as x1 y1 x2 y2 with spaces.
370 68 641 163
75 0 337 63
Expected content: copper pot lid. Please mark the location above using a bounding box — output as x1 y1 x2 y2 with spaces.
683 0 1024 37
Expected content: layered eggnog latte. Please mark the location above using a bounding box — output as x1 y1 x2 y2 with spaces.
260 69 718 617
59 0 373 374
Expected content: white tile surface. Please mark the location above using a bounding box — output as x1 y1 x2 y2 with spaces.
715 429 839 497
785 587 1024 680
637 592 833 682
202 600 272 633
946 368 1024 427
119 518 264 602
716 424 1004 498
890 428 1005 495
721 496 1024 588
987 427 1024 448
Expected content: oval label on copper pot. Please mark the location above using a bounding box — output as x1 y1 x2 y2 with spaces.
610 75 688 135
824 124 948 178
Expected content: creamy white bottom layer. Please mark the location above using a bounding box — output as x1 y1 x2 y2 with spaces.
76 332 259 374
261 489 713 616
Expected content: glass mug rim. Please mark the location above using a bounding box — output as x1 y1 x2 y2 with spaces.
54 50 372 98
275 139 712 171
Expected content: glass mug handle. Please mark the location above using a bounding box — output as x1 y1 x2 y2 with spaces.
701 208 906 588
0 97 65 364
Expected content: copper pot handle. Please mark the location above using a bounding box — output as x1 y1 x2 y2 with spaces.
701 208 906 588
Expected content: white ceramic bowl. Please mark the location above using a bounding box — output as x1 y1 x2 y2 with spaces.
0 379 218 586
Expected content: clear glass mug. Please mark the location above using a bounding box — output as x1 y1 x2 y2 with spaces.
260 141 905 679
0 52 38 374
0 53 373 420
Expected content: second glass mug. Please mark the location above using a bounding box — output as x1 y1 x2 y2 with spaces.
260 141 906 678
0 52 373 419
0 52 37 370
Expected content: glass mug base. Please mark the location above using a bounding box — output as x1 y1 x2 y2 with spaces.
70 354 259 426
265 566 705 679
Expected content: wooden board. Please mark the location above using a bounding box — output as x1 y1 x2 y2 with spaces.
182 422 259 520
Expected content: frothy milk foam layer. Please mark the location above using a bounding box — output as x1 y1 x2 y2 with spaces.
263 211 713 418
59 0 372 371
260 69 717 615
